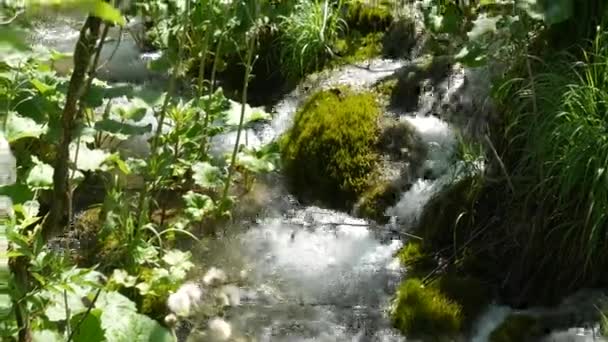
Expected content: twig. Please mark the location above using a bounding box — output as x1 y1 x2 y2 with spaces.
67 287 102 342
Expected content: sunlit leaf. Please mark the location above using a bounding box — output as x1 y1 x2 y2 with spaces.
42 286 88 322
97 291 174 342
183 191 215 222
5 112 46 143
223 100 271 127
32 329 63 342
69 142 111 171
191 162 223 189
26 158 54 190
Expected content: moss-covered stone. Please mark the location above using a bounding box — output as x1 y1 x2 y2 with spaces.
335 31 384 65
355 180 400 223
391 278 463 337
417 175 483 249
436 275 491 327
281 88 381 207
383 16 417 58
489 314 543 342
346 1 394 35
396 242 436 277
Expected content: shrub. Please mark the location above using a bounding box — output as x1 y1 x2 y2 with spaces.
281 87 381 207
391 278 463 337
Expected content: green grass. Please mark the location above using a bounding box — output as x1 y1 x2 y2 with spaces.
496 28 608 290
278 0 346 79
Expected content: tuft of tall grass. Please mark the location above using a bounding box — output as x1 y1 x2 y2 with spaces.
278 0 346 78
497 28 608 286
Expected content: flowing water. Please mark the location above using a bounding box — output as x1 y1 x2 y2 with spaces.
28 17 608 342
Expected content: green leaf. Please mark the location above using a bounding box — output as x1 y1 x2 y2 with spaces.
5 112 46 143
31 79 54 95
97 291 174 342
183 191 215 222
236 151 277 173
43 286 88 322
32 329 63 342
26 159 54 190
162 249 191 267
0 183 34 205
69 142 111 171
70 309 104 342
88 0 126 25
223 100 271 127
94 119 153 139
191 162 223 189
110 269 137 288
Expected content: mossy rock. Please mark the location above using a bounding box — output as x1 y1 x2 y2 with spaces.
355 180 401 223
281 87 381 207
391 278 463 337
489 314 544 342
383 16 417 58
346 1 394 35
378 119 425 162
396 242 436 277
436 275 491 328
72 207 103 267
417 175 483 249
334 31 384 65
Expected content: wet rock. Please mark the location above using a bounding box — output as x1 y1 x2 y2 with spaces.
489 314 543 342
383 16 417 59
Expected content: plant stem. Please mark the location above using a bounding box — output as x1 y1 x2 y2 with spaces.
220 35 256 211
201 35 224 156
43 14 102 247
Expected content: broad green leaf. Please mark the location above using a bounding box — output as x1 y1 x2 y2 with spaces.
183 191 215 222
5 112 46 143
32 329 63 342
94 119 153 139
69 142 111 171
43 286 88 322
31 79 54 95
110 269 137 288
162 249 191 267
191 162 223 189
26 159 54 190
236 152 277 173
97 291 174 342
0 183 34 205
70 309 104 342
223 100 271 127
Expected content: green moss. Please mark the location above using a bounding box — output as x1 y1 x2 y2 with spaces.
489 314 543 342
374 78 398 98
391 278 463 337
396 242 436 277
356 179 399 223
436 275 490 327
346 1 394 35
281 88 381 207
